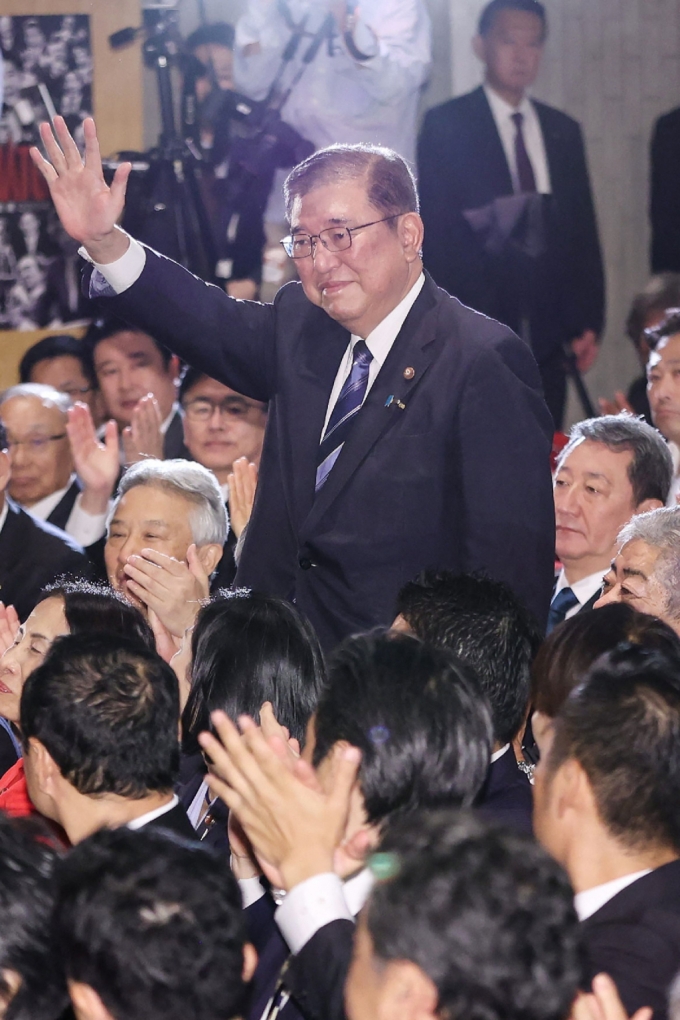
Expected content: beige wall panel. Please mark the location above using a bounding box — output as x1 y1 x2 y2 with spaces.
0 326 86 390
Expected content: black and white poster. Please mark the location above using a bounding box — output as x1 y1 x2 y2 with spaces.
0 14 93 149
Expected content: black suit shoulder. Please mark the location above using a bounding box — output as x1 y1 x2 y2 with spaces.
141 801 198 841
581 860 680 1020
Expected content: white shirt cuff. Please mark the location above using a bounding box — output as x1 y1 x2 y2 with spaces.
275 873 352 955
78 230 146 294
67 494 109 547
238 875 266 908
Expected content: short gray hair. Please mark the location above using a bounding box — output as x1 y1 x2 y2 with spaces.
110 459 228 547
284 143 419 223
618 506 680 620
0 382 72 416
556 413 673 506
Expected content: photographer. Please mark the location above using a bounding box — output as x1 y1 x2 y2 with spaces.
184 22 313 299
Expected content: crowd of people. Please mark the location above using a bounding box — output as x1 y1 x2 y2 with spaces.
2 0 680 1018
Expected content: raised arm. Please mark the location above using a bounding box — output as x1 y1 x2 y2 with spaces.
30 116 131 265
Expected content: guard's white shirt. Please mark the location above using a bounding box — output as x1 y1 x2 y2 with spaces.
483 85 551 195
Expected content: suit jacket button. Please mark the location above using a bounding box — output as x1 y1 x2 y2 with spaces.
299 556 312 570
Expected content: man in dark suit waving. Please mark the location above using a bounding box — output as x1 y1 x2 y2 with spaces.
418 0 605 427
30 115 555 648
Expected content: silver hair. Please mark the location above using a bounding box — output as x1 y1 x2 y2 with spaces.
556 412 673 506
0 382 72 415
109 459 228 547
618 506 680 620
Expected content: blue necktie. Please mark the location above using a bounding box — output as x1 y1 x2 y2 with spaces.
511 112 537 194
546 587 579 635
316 340 373 491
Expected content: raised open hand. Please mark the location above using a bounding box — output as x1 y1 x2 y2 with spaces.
29 116 131 263
67 402 119 514
227 457 258 538
121 394 164 465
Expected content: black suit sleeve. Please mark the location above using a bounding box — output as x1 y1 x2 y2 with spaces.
651 112 680 273
286 918 355 1020
583 923 677 1020
456 331 555 630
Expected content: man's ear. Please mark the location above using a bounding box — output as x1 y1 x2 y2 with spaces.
343 823 381 865
68 981 114 1020
196 542 223 575
0 449 10 495
169 354 182 386
28 738 60 797
380 960 439 1020
398 213 424 262
553 758 590 821
242 943 258 984
634 498 664 515
0 968 22 1010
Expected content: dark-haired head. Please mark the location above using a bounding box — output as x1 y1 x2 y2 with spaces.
186 21 234 52
81 315 173 371
18 333 95 392
183 590 325 749
348 809 580 1020
540 644 680 855
40 579 155 649
55 827 251 1020
532 603 680 717
478 0 547 38
311 631 493 826
395 571 540 745
0 814 67 1020
21 632 180 801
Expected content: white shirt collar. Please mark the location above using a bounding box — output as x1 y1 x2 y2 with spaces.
161 402 180 437
220 481 230 502
127 794 179 831
554 568 604 607
491 743 511 764
574 869 652 921
19 475 76 522
0 500 8 535
354 272 425 368
483 83 533 121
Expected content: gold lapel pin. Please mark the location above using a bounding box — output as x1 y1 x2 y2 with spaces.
403 366 415 380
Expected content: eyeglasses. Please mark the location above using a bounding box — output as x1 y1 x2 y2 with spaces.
182 397 265 422
6 433 67 454
280 213 404 260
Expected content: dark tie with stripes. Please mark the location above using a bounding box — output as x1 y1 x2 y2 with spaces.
546 587 579 635
316 339 373 492
511 111 537 193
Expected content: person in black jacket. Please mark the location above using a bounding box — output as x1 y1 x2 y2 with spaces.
651 107 680 274
418 0 604 427
533 643 680 1020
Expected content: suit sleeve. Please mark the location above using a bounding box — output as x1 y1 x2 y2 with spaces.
651 114 680 273
456 332 555 630
561 121 605 338
286 918 355 1020
104 247 279 403
582 923 676 1020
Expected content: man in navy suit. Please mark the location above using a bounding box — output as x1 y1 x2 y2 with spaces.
418 0 605 427
31 115 555 648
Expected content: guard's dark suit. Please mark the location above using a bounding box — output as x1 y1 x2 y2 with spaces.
418 86 605 426
650 107 680 274
101 248 555 649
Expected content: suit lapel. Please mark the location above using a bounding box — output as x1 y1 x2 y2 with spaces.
288 307 351 527
471 86 515 197
300 278 441 534
533 101 567 191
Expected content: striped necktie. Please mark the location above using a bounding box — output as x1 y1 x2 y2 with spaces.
546 587 579 635
316 340 373 492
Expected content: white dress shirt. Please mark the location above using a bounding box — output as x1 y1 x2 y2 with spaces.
323 273 425 433
22 474 109 548
553 568 603 620
0 500 8 536
483 85 551 195
127 794 180 830
574 869 652 921
667 442 680 507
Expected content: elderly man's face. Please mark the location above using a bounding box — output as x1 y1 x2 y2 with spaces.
595 538 678 630
554 440 645 579
648 332 680 447
289 178 423 340
105 485 197 607
1 395 73 507
182 376 267 483
93 331 178 430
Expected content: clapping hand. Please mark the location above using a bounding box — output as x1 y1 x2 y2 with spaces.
123 544 210 638
122 394 164 465
571 974 652 1020
67 402 119 515
30 116 131 264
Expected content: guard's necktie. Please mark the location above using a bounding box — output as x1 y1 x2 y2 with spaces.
511 111 537 193
316 339 373 492
546 587 579 635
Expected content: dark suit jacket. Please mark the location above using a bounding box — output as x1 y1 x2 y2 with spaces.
651 107 680 273
246 894 352 1020
46 478 82 532
475 745 533 834
418 87 605 367
0 498 93 621
103 250 555 648
211 527 238 591
580 860 680 1020
163 407 190 460
140 800 198 841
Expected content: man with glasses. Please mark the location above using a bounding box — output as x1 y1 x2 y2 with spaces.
30 116 555 648
180 366 267 586
0 417 91 623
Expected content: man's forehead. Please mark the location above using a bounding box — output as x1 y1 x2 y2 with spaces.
95 331 160 360
1 395 64 423
649 332 680 369
559 438 633 478
289 180 373 229
619 539 660 575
